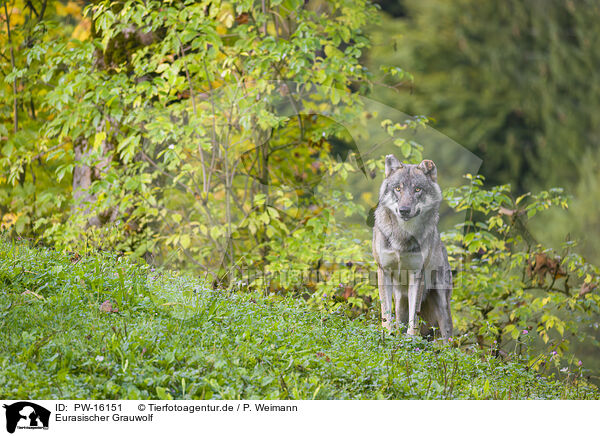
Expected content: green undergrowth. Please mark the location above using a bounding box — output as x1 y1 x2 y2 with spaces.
0 239 597 399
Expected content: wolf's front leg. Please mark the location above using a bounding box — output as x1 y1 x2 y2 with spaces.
378 267 394 332
407 270 423 336
436 290 453 340
394 269 408 331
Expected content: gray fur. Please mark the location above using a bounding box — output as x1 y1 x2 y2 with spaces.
372 155 453 339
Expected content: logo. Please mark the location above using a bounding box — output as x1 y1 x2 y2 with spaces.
2 402 50 434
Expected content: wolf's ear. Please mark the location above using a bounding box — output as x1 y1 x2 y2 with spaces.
417 159 437 182
385 154 403 177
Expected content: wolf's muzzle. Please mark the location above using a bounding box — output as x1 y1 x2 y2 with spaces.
398 206 411 218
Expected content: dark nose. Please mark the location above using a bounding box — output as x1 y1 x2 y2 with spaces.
398 206 411 217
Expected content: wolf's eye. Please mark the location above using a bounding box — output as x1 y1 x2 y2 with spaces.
415 187 422 193
395 186 402 192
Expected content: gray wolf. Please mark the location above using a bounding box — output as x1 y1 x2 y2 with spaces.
372 155 453 339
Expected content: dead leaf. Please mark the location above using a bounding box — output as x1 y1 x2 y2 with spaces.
316 352 331 362
235 13 249 24
343 286 355 300
21 290 45 301
499 207 516 216
526 252 567 284
99 299 118 313
579 282 597 298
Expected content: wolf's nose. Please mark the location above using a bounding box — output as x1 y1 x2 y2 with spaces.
398 206 411 217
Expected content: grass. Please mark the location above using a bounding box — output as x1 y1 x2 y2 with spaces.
0 238 597 399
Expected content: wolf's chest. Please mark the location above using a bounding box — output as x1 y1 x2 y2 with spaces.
378 246 424 271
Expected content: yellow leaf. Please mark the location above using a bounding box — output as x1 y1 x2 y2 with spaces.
1 212 19 230
8 8 25 26
71 18 91 41
361 192 373 204
93 131 106 150
180 234 191 249
217 3 234 28
56 1 82 18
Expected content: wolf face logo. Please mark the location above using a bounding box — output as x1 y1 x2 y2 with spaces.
372 155 453 338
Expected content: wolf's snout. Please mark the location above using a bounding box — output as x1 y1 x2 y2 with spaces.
398 206 411 218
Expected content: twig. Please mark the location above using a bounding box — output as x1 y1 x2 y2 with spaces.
32 143 63 161
3 1 18 133
175 31 209 195
25 1 38 17
140 150 193 195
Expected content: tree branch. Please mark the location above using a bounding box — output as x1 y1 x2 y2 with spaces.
3 1 18 133
25 1 38 17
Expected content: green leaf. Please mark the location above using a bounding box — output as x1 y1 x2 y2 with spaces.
156 387 173 400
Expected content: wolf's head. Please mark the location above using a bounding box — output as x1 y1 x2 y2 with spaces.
378 154 442 222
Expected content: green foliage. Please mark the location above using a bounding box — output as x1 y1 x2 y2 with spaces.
444 175 600 371
0 1 83 235
369 0 600 191
1 238 597 399
0 0 427 316
1 0 381 295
